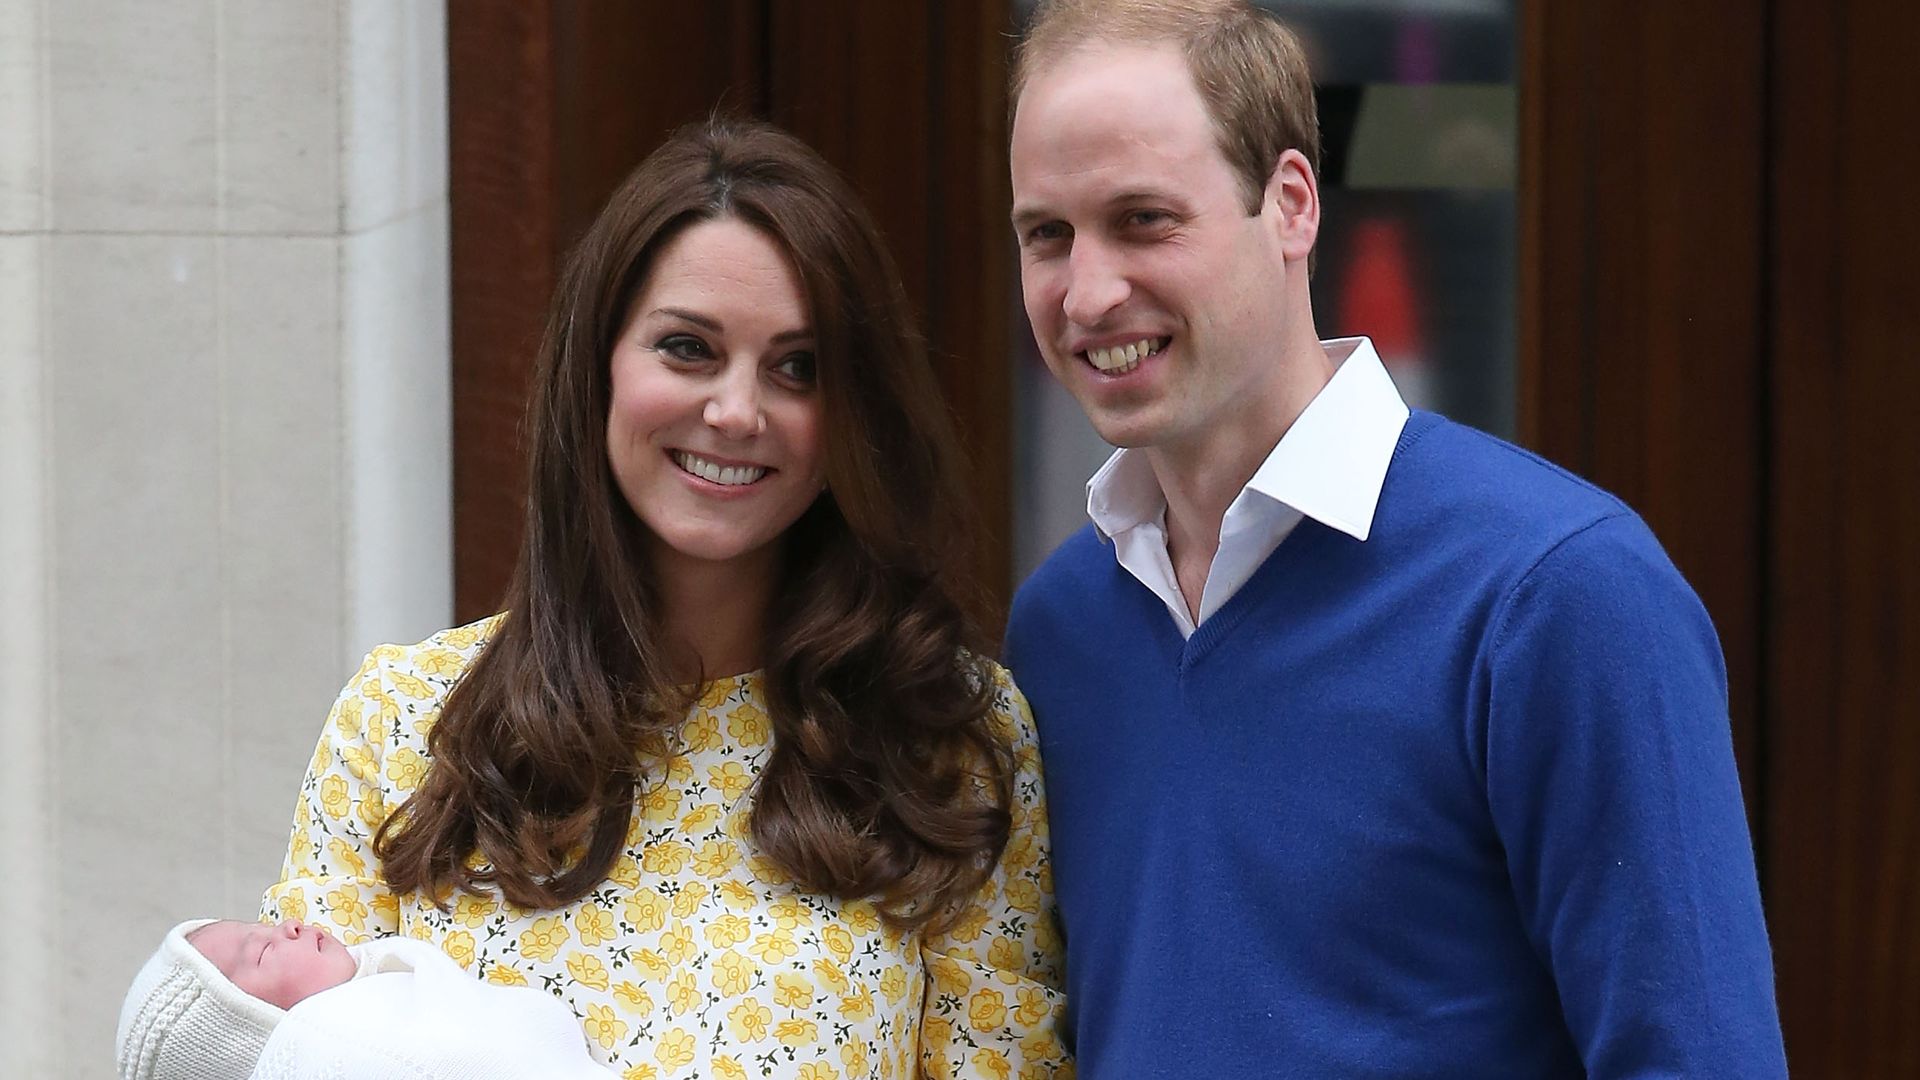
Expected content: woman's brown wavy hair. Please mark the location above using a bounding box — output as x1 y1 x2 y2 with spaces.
374 116 1011 931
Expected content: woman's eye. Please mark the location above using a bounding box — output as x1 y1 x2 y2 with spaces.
773 351 817 385
654 334 712 362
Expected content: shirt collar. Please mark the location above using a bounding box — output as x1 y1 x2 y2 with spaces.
1084 337 1410 543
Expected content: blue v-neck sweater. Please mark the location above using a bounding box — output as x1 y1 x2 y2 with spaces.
1004 412 1786 1079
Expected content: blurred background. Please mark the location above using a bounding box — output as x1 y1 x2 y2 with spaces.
3 1 1914 1076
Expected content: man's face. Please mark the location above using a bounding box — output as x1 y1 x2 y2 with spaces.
1011 41 1296 455
190 918 356 1010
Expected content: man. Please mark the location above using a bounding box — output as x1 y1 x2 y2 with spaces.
1000 1 1789 1076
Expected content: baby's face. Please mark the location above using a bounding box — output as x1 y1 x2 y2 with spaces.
189 918 356 1010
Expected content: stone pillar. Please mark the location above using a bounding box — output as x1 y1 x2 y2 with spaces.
0 3 451 1073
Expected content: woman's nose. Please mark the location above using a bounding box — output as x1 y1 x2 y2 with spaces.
703 372 766 438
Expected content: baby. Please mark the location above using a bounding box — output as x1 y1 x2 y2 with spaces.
117 917 612 1080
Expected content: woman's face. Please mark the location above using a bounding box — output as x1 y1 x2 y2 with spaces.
608 217 827 580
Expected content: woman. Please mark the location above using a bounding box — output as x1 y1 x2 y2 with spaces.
264 117 1067 1079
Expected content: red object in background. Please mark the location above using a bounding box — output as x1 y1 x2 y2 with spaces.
1338 217 1425 362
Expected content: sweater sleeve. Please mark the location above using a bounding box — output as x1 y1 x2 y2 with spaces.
260 647 408 944
1483 514 1787 1078
916 669 1073 1079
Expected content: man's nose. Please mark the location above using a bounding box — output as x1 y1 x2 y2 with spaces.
1062 240 1131 327
703 364 766 438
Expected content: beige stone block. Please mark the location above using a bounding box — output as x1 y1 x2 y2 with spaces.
47 0 218 233
342 0 448 232
218 235 351 891
341 205 453 656
221 3 341 234
0 0 46 232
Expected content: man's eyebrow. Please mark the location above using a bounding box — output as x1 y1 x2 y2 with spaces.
648 307 813 345
1011 205 1054 230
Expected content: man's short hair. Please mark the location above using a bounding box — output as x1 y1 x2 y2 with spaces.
1013 0 1320 214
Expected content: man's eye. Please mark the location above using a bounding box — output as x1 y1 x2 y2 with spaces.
1126 210 1170 228
1024 222 1068 246
773 352 817 384
653 334 712 362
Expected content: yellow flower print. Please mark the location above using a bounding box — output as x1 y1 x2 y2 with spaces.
947 905 990 943
1019 1031 1062 1071
727 1000 772 1042
812 956 850 994
713 950 754 997
442 930 476 969
332 696 363 741
838 984 876 1020
325 888 368 933
655 1028 696 1070
575 902 616 947
640 781 682 823
414 647 464 678
664 754 694 784
706 913 753 949
726 703 770 746
716 880 758 909
711 1057 749 1080
387 670 433 700
355 787 386 831
724 809 752 841
773 1018 818 1047
369 643 406 665
841 1041 869 1076
973 1049 1012 1080
708 761 753 802
696 678 733 709
661 922 695 964
1034 917 1060 954
386 747 428 791
931 957 970 998
319 775 351 820
366 687 401 729
748 929 799 964
667 971 699 1014
278 893 308 923
772 972 814 1009
326 838 368 878
748 855 792 886
968 988 1009 1030
613 980 654 1015
923 1016 954 1064
485 964 529 987
671 881 707 918
1014 986 1055 1027
1002 832 1038 873
989 937 1024 974
798 1063 839 1080
566 951 612 991
633 949 671 980
768 894 813 929
608 856 642 889
339 742 377 784
583 1003 627 1051
841 901 880 935
411 710 437 736
441 624 481 650
518 916 570 963
370 892 399 925
622 1066 659 1080
623 888 668 933
452 893 497 929
820 924 854 964
692 840 739 879
680 803 721 833
640 840 692 875
878 965 909 1005
1005 878 1043 915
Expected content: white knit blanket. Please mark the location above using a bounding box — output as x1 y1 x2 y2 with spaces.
248 937 613 1080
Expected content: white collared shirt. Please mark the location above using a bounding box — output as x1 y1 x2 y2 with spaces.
1084 337 1411 638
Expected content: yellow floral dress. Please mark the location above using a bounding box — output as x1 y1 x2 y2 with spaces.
263 616 1072 1080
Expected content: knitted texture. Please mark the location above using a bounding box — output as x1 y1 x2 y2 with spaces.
1004 411 1787 1078
116 919 285 1080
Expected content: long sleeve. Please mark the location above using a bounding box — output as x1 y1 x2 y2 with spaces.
260 645 410 944
1484 515 1788 1078
917 671 1073 1080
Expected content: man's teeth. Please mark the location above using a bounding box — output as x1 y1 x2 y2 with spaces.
1085 337 1165 374
673 451 766 486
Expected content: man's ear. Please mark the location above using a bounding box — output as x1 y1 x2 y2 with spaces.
1264 148 1320 263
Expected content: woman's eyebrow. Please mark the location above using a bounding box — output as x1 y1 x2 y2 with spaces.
648 306 813 345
